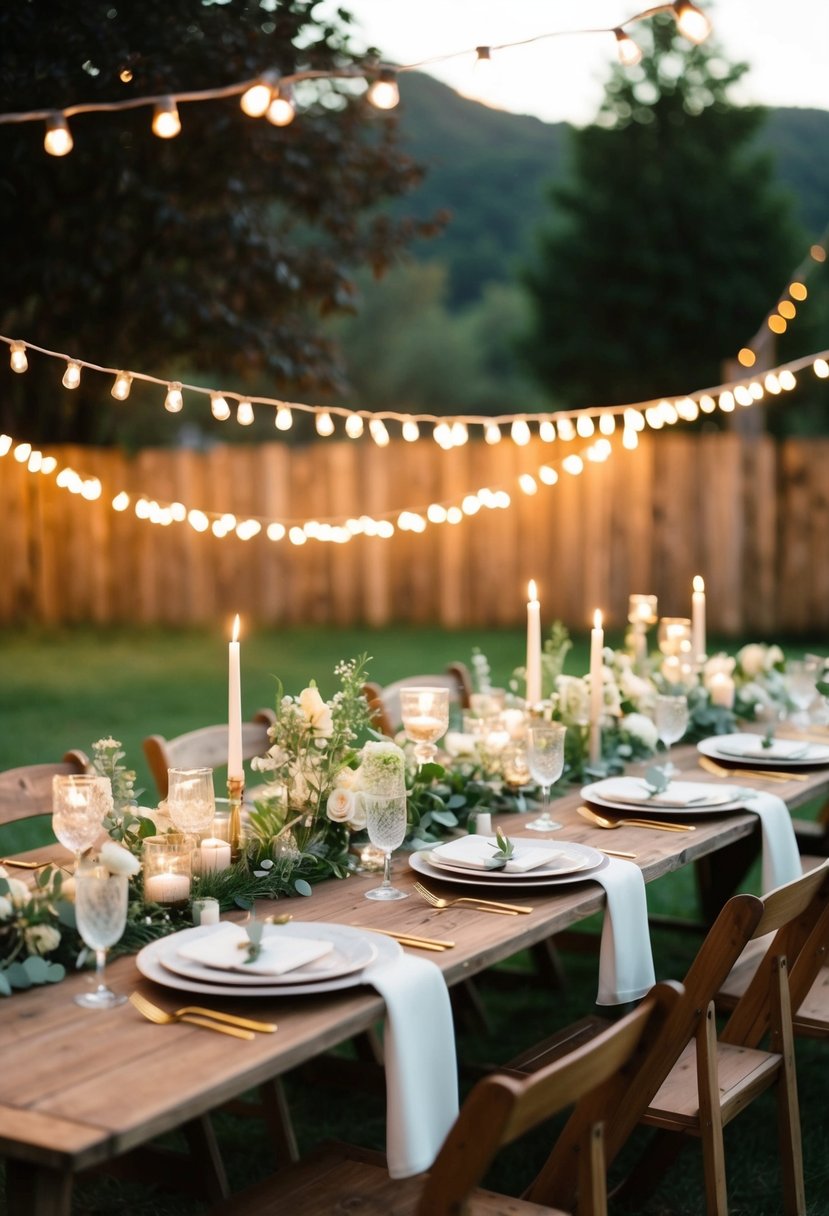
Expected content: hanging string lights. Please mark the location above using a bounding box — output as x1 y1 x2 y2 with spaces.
0 2 712 156
737 227 829 365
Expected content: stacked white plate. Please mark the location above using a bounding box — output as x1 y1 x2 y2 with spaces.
409 836 607 889
581 776 744 816
698 733 829 768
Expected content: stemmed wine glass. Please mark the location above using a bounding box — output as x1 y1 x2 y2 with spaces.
74 863 129 1009
52 775 112 867
525 723 567 832
785 658 822 725
166 767 216 837
362 792 409 901
653 693 689 778
400 688 450 767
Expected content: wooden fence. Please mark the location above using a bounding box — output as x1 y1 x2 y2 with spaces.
0 432 827 635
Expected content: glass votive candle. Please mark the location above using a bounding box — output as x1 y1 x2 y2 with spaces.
628 594 658 626
192 897 220 926
658 617 693 658
198 834 232 874
211 801 232 842
142 835 192 906
501 743 530 787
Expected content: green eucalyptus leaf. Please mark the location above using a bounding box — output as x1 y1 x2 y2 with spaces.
44 962 66 984
0 971 11 997
7 963 32 989
137 817 157 838
294 879 312 897
430 810 459 828
446 794 467 810
23 956 50 982
418 762 445 782
0 877 10 897
57 899 77 928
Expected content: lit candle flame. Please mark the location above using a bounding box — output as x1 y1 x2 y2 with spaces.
528 579 538 602
231 613 240 642
593 609 603 630
693 575 705 593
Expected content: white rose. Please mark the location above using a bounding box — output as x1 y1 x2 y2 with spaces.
704 653 736 681
327 788 356 824
347 799 367 831
0 895 12 920
444 731 477 758
621 712 659 751
619 667 655 705
24 924 61 956
6 878 30 908
334 766 360 791
766 645 784 670
298 686 333 736
100 841 141 877
500 708 527 741
737 644 765 678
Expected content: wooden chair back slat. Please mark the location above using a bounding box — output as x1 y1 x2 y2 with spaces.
143 710 275 799
362 662 472 738
0 751 89 825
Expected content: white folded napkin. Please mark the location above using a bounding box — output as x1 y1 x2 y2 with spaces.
715 733 817 761
589 858 656 1006
177 923 334 976
596 777 731 808
429 834 566 874
734 788 802 893
363 951 459 1179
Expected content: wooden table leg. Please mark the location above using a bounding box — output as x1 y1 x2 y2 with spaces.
695 830 760 923
6 1160 73 1216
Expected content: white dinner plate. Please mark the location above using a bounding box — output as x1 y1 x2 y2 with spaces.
581 778 746 817
136 922 399 997
409 846 609 890
698 733 829 768
588 777 735 809
160 929 378 987
425 839 602 880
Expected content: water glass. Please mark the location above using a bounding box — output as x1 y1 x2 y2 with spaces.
362 792 409 901
166 767 216 835
400 687 450 767
52 774 112 864
785 658 822 722
74 865 129 1009
653 693 689 776
525 723 566 831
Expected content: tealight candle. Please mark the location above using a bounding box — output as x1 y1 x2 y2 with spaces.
474 812 493 836
708 671 735 708
142 834 192 906
404 714 445 741
199 837 232 874
144 871 191 904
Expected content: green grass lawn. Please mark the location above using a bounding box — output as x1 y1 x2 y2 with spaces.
1 625 827 1214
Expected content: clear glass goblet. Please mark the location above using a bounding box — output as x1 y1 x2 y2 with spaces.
785 658 822 724
52 774 112 866
74 864 129 1009
362 792 409 901
166 767 216 836
400 687 450 767
525 723 566 831
653 693 689 778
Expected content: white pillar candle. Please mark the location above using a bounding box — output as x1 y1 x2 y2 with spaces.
708 671 735 709
192 897 220 926
589 609 604 764
474 812 493 836
692 575 706 664
144 871 191 904
525 580 542 706
199 837 232 874
228 613 243 780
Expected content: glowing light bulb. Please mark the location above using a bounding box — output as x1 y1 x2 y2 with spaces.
433 422 452 449
14 443 31 463
0 435 11 456
345 413 364 439
152 98 181 139
474 46 493 75
289 527 307 546
737 347 756 367
164 382 183 413
112 492 130 512
562 455 584 476
450 421 469 446
673 1 712 44
622 427 639 450
461 494 481 514
367 69 399 110
539 465 558 485
402 419 420 442
446 507 463 525
645 406 664 429
557 417 575 441
236 400 254 425
814 359 829 379
768 314 787 334
539 419 556 442
718 390 735 412
44 113 73 156
111 371 132 400
369 418 390 446
764 373 781 395
699 395 716 413
789 281 808 301
734 385 752 406
518 474 538 495
240 73 279 118
275 405 293 431
779 370 797 391
614 27 642 66
427 504 447 523
62 361 81 389
266 86 296 127
749 382 763 400
510 419 531 446
599 414 616 435
778 300 796 320
484 423 501 445
188 509 209 532
41 456 57 474
210 393 231 421
576 414 595 438
316 411 335 437
267 522 286 541
9 342 27 373
810 245 826 263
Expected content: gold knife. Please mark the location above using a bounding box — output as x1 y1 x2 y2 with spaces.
354 927 454 950
176 1006 277 1032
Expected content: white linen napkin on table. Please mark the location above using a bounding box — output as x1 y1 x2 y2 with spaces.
176 923 334 976
429 834 566 874
735 789 802 892
596 777 730 809
715 734 815 761
589 858 656 1006
363 951 459 1179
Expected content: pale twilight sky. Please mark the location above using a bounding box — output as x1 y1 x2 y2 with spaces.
319 1 829 126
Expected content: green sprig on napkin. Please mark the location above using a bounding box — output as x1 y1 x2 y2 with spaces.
486 828 516 871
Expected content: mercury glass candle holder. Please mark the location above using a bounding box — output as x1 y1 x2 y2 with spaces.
657 617 693 658
142 835 192 907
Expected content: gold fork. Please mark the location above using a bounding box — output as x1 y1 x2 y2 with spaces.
698 755 807 783
413 881 530 915
129 991 258 1039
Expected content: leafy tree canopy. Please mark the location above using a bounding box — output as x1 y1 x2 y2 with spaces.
0 0 437 444
521 14 802 412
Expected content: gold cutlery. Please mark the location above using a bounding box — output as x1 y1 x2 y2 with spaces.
413 881 531 915
0 857 51 869
698 755 807 783
577 806 694 833
129 992 256 1039
353 926 455 951
597 848 637 859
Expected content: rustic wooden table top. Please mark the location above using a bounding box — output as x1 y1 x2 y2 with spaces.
2 741 827 1215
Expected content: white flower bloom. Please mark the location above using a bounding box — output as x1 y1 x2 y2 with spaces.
100 841 141 877
444 731 477 758
327 788 356 823
765 645 784 670
704 653 736 681
555 675 591 725
24 924 61 956
333 766 360 791
621 712 659 750
0 895 12 920
298 685 334 737
347 799 367 831
6 878 30 908
737 643 766 678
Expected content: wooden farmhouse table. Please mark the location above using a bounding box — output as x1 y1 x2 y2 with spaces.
2 741 828 1216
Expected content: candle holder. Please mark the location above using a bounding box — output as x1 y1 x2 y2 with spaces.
142 835 192 907
227 776 245 863
627 594 658 667
657 617 693 659
400 687 450 767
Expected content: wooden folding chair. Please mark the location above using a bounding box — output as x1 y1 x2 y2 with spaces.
362 662 472 738
207 980 683 1216
516 862 829 1216
142 708 276 799
0 751 90 825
